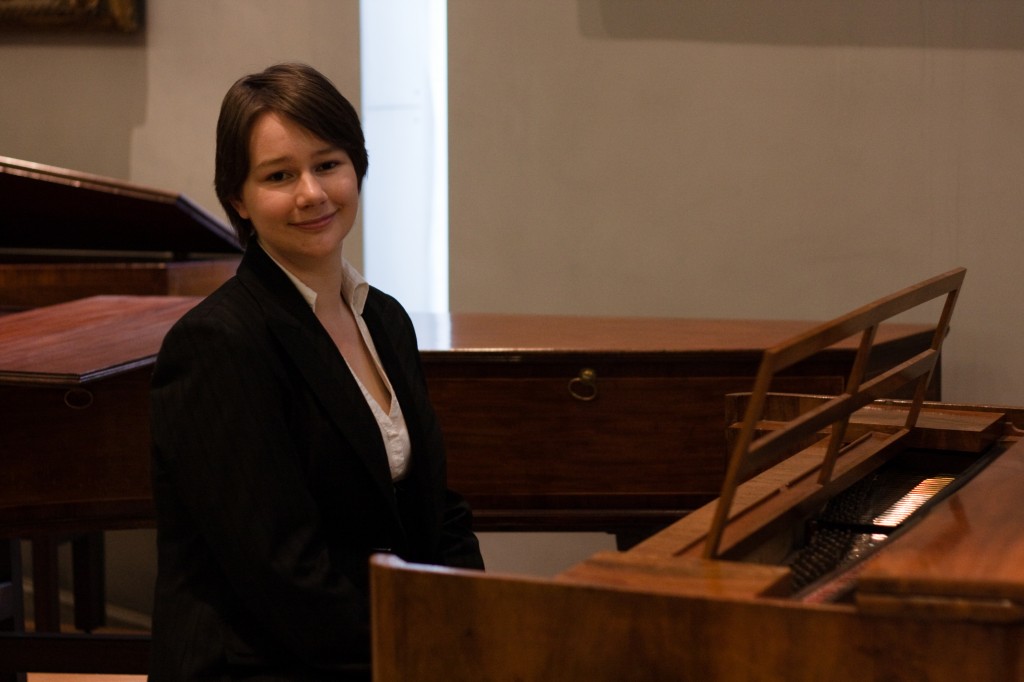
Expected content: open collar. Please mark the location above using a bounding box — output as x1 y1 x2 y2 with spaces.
256 239 369 315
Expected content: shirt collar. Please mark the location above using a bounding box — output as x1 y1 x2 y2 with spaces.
341 258 369 313
260 242 369 314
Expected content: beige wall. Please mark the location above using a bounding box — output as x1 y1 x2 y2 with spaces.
3 0 1024 607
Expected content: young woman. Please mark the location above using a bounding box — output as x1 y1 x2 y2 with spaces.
148 63 483 681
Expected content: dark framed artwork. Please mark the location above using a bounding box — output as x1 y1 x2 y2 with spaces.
0 0 143 33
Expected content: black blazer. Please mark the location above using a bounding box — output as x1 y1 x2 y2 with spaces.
148 243 483 681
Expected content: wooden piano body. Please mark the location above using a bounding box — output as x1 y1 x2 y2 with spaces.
0 297 200 537
0 154 241 311
416 312 939 536
370 268 1024 681
0 296 198 674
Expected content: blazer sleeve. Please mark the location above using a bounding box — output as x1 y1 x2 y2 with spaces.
439 489 485 569
150 300 370 668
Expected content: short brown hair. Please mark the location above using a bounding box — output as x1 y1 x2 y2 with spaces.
214 63 369 248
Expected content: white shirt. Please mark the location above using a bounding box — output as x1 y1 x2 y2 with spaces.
264 249 412 481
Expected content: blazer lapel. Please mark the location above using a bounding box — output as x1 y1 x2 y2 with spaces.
361 296 440 533
236 245 400 514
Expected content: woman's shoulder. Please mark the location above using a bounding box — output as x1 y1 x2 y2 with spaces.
365 286 412 324
163 277 264 347
363 288 425 361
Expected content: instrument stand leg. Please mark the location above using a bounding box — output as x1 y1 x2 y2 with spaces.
30 539 61 633
0 539 26 682
72 533 106 633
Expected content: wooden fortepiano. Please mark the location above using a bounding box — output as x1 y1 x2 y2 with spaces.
0 296 197 675
415 313 939 538
0 154 241 311
371 268 1024 681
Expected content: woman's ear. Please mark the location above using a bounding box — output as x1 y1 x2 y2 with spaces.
229 196 250 220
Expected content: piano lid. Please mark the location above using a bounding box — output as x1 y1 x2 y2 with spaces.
0 155 241 260
0 295 199 387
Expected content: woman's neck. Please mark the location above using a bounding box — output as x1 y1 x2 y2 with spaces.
302 268 345 315
262 242 346 311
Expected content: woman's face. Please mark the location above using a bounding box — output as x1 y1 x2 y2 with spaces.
231 111 359 272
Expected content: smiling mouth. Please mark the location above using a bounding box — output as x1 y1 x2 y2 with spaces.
290 211 337 229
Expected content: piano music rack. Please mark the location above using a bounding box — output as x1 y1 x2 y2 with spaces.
703 267 967 559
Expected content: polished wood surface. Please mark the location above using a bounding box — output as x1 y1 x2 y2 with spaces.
0 155 238 257
0 296 197 674
704 267 963 558
0 296 198 536
859 435 1024 610
726 392 1015 455
415 312 939 531
0 155 240 311
414 311 934 354
373 400 1022 682
372 463 1024 682
370 267 1024 681
0 260 238 311
372 531 1023 681
0 296 198 386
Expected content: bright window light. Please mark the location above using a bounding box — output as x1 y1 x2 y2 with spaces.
360 0 449 313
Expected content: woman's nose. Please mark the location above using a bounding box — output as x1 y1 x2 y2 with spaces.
295 172 327 206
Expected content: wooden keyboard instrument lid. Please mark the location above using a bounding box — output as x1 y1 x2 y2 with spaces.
412 312 935 355
857 435 1024 617
0 155 240 259
0 295 198 386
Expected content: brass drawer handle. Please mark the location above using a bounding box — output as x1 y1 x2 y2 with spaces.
64 388 94 410
568 368 598 401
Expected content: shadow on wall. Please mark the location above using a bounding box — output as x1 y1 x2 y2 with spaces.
578 0 1024 50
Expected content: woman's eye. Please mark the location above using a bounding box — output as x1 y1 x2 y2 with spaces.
318 160 340 172
265 171 287 182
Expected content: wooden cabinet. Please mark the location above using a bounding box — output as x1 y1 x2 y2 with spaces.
415 313 939 533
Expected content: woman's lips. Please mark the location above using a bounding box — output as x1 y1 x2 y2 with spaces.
290 211 337 229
